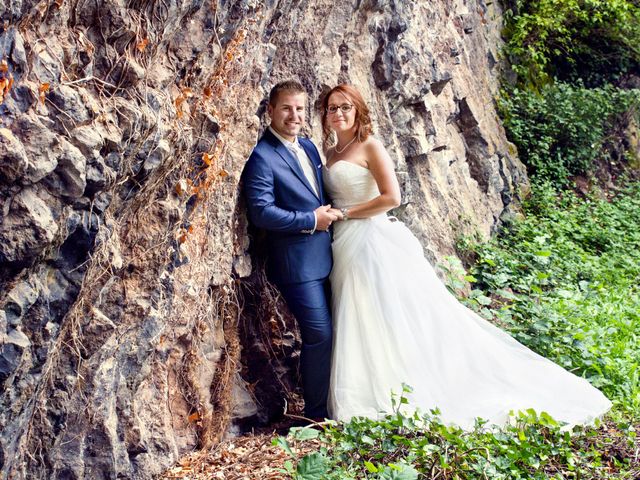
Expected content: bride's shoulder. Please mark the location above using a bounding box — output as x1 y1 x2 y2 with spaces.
362 136 382 146
362 136 385 151
362 136 387 156
362 136 392 167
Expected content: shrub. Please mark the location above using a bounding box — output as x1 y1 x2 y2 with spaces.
499 82 639 186
502 0 640 88
466 182 640 413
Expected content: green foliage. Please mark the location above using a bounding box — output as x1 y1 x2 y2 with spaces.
499 82 639 186
503 0 640 88
466 182 640 415
275 387 637 479
275 183 640 479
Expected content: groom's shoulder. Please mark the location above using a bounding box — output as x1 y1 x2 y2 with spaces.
298 135 319 151
243 134 271 176
298 134 316 146
249 132 275 158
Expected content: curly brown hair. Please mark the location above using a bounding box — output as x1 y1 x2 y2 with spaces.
320 84 373 149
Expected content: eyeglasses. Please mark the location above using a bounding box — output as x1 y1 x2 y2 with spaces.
326 104 354 115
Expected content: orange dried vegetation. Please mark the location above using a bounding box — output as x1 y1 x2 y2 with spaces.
0 60 13 106
136 38 150 52
39 82 50 104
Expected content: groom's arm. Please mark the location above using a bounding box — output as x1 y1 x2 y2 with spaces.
242 151 316 233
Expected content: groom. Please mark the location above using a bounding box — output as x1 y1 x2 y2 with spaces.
242 80 337 419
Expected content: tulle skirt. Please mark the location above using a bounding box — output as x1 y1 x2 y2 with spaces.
327 214 611 429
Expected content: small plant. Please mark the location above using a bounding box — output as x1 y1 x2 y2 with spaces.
274 385 637 479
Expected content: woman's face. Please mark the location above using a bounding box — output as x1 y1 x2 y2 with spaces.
326 91 357 133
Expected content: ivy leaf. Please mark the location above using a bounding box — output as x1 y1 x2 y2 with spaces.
378 463 419 480
295 452 328 480
540 411 559 427
272 436 295 458
471 290 492 305
282 459 295 474
290 427 320 441
364 460 378 473
360 434 375 445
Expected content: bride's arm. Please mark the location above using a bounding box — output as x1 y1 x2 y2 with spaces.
341 138 401 219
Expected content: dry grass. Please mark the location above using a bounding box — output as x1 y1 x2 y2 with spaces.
160 431 321 480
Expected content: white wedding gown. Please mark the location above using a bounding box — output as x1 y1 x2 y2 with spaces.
323 160 611 429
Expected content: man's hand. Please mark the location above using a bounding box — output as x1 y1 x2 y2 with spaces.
315 205 339 231
328 208 344 221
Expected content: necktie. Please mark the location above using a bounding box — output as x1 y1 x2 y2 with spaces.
290 143 319 197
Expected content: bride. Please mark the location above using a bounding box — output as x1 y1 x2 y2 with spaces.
320 84 611 429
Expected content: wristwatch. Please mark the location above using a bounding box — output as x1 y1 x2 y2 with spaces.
340 207 350 221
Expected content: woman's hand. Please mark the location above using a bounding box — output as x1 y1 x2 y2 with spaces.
328 208 345 220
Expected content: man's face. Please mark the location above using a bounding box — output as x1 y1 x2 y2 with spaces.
268 91 306 142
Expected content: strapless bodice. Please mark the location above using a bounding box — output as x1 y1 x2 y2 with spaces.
322 161 380 209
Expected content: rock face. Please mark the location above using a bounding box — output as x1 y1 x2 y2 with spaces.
0 0 526 478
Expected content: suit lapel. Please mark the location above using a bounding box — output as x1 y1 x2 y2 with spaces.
264 129 320 201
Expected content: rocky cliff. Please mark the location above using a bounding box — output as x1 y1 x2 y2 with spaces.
0 0 526 478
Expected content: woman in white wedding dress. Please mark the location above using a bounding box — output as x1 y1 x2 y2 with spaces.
320 84 611 429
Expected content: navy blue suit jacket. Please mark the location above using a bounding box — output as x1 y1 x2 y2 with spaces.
242 129 333 285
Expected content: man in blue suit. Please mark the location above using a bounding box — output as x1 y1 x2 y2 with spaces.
242 80 338 420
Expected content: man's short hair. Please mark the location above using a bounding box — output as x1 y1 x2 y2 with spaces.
269 80 306 106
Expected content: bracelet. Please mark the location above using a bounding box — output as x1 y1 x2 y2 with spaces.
340 207 350 221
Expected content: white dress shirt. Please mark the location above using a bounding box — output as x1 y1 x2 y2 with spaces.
269 127 320 197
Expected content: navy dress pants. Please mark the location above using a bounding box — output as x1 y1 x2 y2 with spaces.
278 277 333 419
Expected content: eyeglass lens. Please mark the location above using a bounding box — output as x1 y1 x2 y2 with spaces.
328 104 353 114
